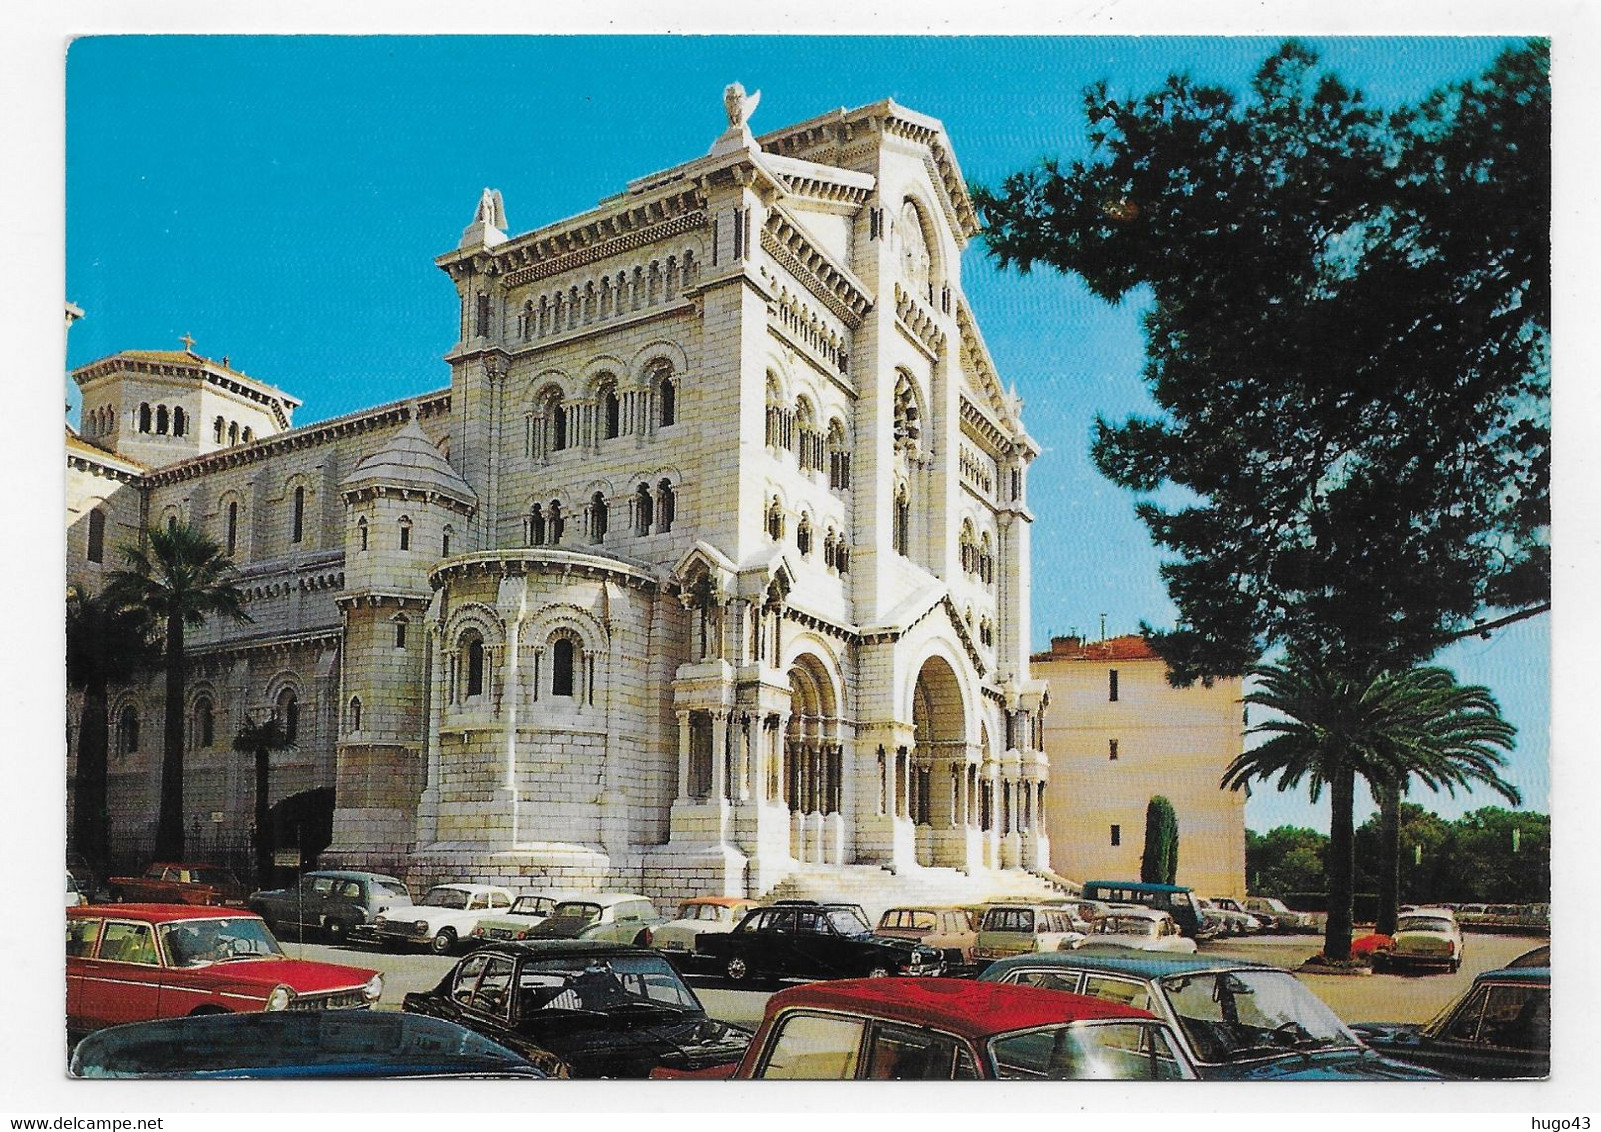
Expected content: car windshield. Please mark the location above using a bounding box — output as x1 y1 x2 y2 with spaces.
1397 916 1454 934
370 878 410 900
516 953 703 1015
678 903 726 922
1157 970 1358 1063
548 902 602 923
881 911 938 931
1100 917 1157 936
159 918 284 967
830 908 872 935
989 1022 1188 1081
423 888 471 910
193 869 236 887
511 897 555 917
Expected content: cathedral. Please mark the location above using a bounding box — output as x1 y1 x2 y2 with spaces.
66 89 1061 907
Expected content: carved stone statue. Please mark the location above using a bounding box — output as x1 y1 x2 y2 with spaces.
474 187 507 231
724 82 761 131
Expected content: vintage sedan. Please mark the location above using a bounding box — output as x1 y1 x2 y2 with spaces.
697 902 943 984
527 893 665 946
973 903 1085 962
1376 909 1464 973
469 889 590 945
1083 908 1199 954
875 905 980 967
980 952 1440 1080
402 940 750 1078
654 977 1194 1080
1352 965 1549 1079
374 883 514 955
649 896 762 964
66 904 382 1039
69 1009 551 1079
248 870 413 943
107 862 249 907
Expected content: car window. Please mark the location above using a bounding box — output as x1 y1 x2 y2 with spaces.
425 888 471 910
470 955 515 1017
371 877 410 899
1476 985 1549 1050
310 877 335 897
983 908 1034 932
99 921 159 965
490 891 511 909
1005 968 1080 994
451 953 489 1005
864 1022 964 1080
1081 974 1153 1012
991 1022 1182 1080
758 1013 866 1080
798 910 827 934
336 881 361 900
66 918 100 958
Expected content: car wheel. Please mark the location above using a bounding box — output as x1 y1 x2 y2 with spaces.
725 956 752 983
867 965 891 979
429 928 457 956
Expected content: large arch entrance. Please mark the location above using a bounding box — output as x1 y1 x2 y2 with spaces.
910 655 969 867
783 653 845 864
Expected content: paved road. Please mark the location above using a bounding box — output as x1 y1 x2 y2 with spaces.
282 929 1547 1032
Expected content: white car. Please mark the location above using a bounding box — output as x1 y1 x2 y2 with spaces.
1080 908 1198 954
1244 896 1315 933
1206 897 1262 934
649 896 763 959
1379 908 1464 973
468 888 590 944
373 883 513 954
66 871 87 908
526 893 665 946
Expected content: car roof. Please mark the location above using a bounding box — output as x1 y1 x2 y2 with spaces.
554 892 649 907
679 896 757 907
881 904 968 914
765 978 1154 1037
985 951 1280 980
71 904 263 924
1476 966 1550 985
471 939 650 960
303 870 399 882
423 883 508 894
1084 881 1192 894
1103 907 1169 920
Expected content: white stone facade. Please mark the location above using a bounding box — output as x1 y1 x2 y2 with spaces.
66 94 1053 908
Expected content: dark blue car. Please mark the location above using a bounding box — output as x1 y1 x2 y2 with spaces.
979 951 1440 1080
1352 965 1549 1079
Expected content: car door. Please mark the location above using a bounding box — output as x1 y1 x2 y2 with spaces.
751 1010 868 1079
751 908 798 974
789 909 845 977
1423 982 1550 1078
82 919 165 1029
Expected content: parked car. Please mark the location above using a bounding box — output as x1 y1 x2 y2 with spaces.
1506 943 1550 969
696 902 943 984
248 870 413 943
1081 881 1206 937
67 852 106 903
874 905 980 968
527 893 664 946
1082 908 1199 954
1376 909 1464 973
374 883 514 955
67 871 88 908
972 903 1084 962
107 862 248 907
469 888 591 945
649 897 763 965
655 977 1195 1080
1244 896 1316 933
402 939 751 1078
979 952 1441 1079
69 1008 551 1078
1352 965 1550 1079
1207 897 1262 934
66 904 382 1039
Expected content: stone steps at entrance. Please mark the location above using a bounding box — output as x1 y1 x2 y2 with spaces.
762 864 1074 926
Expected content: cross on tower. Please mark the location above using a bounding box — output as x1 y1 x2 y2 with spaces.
180 332 196 353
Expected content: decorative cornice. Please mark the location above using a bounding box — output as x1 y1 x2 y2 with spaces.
186 626 342 662
882 115 980 243
341 483 478 516
498 211 708 289
336 592 433 611
428 548 660 593
760 207 873 329
74 356 302 429
67 449 143 486
893 283 945 358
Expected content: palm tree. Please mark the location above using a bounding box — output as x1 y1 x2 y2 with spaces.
1369 669 1520 934
1224 660 1517 960
65 586 156 870
233 715 294 888
107 523 249 859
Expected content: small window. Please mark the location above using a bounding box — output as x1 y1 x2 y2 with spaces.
86 509 106 564
442 528 452 557
1109 739 1119 761
242 427 253 443
66 918 100 958
398 517 412 551
1110 824 1121 847
603 388 620 439
227 501 239 556
357 518 368 552
591 492 608 543
552 637 576 698
292 486 305 544
348 696 362 732
195 697 214 748
657 481 675 533
172 407 186 437
276 688 299 744
1109 669 1119 702
451 953 489 1005
465 637 486 698
475 292 491 338
394 618 408 649
228 421 239 446
139 403 152 433
214 417 225 444
117 705 140 756
635 484 653 536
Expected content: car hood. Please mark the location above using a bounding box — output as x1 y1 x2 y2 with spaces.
193 957 377 993
520 1010 751 1074
1214 1048 1444 1081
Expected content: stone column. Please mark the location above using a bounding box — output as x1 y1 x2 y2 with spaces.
711 710 729 802
676 710 691 799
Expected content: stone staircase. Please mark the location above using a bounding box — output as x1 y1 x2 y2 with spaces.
761 864 1077 924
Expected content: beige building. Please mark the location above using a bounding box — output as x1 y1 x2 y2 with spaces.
1032 635 1246 898
66 89 1064 910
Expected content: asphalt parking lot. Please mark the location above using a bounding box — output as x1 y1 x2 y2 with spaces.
283 929 1547 1031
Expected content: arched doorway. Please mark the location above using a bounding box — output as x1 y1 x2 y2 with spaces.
784 653 843 863
910 655 968 867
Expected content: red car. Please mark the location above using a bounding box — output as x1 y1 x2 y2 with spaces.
106 862 248 907
655 977 1194 1080
66 905 383 1039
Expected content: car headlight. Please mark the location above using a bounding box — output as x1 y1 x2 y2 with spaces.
362 974 384 1003
265 985 294 1011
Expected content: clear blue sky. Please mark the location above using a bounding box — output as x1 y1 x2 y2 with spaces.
64 35 1549 834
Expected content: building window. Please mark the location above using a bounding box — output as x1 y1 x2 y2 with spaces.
552 636 577 697
548 501 564 544
1110 824 1121 847
827 421 850 491
348 697 362 732
398 516 412 551
636 484 653 535
1109 739 1119 761
657 481 675 533
464 635 485 698
242 427 253 443
442 526 453 557
893 485 910 557
603 386 620 439
276 688 299 745
138 403 152 433
796 516 812 556
172 407 186 437
117 706 139 756
227 502 239 556
356 517 368 551
156 405 169 435
214 417 225 444
394 617 408 649
229 421 239 446
475 292 491 338
590 492 608 543
766 499 784 541
528 504 545 547
1109 669 1119 702
658 370 676 427
86 508 105 564
292 486 305 544
552 403 568 452
194 697 214 749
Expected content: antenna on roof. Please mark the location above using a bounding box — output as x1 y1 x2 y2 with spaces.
1099 613 1107 642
